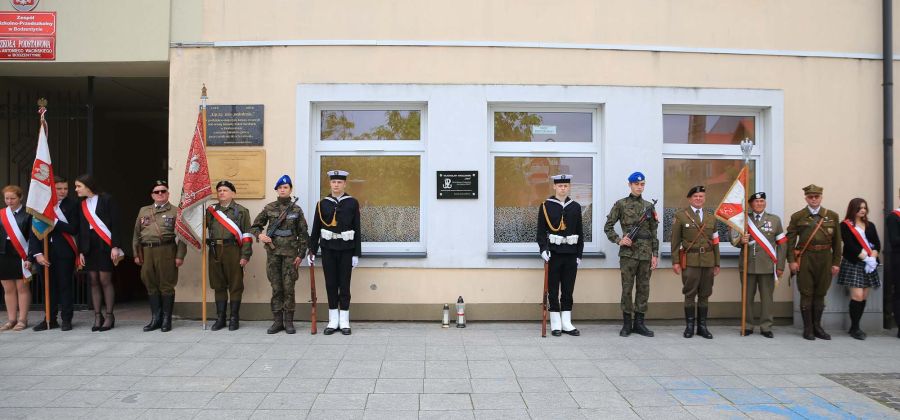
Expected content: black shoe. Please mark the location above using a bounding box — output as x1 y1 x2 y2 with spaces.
696 307 713 339
60 319 72 331
91 312 103 332
562 328 580 336
267 311 284 334
143 294 162 332
324 327 337 335
99 313 115 332
211 300 227 331
283 311 296 335
631 312 654 337
341 328 351 335
32 319 59 331
742 329 753 336
551 330 562 337
849 329 867 340
683 307 695 338
761 331 774 338
619 312 632 337
228 300 241 331
160 294 175 332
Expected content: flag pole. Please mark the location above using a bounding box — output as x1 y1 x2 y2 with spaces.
38 98 51 330
200 85 208 330
739 138 753 337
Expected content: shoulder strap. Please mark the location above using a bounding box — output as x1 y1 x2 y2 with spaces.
796 215 826 258
681 209 708 251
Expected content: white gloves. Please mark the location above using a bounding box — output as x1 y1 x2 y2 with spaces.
541 250 550 262
864 256 878 274
352 256 359 268
576 258 582 267
307 253 316 265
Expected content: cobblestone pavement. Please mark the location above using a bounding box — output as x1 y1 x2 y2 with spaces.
0 313 899 419
825 373 900 412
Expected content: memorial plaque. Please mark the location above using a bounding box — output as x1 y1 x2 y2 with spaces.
207 149 266 198
206 104 264 146
437 171 478 199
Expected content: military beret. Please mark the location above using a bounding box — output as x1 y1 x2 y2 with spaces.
152 180 168 191
750 192 766 201
627 172 645 183
328 170 349 181
216 180 236 192
274 174 292 190
686 185 706 198
803 184 823 195
551 174 572 184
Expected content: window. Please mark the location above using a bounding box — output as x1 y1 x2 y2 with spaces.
662 108 763 253
489 105 599 254
314 103 426 254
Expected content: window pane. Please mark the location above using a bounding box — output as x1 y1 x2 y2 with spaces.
494 157 593 243
663 114 755 145
320 156 420 242
494 111 592 142
662 159 756 243
321 110 421 140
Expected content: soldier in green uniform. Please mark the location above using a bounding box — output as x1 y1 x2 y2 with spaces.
206 180 253 331
671 185 720 339
786 184 841 340
729 192 786 338
251 175 310 335
604 171 658 337
133 180 187 332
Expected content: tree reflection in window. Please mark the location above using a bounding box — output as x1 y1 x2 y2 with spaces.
321 110 420 141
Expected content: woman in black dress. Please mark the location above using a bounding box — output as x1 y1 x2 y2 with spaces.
837 198 881 340
75 175 124 331
0 185 32 331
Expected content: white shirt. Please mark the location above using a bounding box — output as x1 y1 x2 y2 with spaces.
4 206 20 240
87 195 99 229
807 206 820 215
752 212 764 222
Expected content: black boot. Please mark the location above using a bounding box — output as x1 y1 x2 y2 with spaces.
60 311 73 331
696 306 713 339
228 300 241 331
211 300 227 331
848 300 866 340
801 306 815 340
143 294 162 332
683 307 695 338
267 311 284 334
32 316 59 331
284 311 296 334
619 312 632 337
632 312 654 337
812 303 831 340
160 294 175 332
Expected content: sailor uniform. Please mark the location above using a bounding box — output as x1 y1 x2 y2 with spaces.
536 192 584 336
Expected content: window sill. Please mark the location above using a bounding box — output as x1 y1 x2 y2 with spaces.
487 251 606 259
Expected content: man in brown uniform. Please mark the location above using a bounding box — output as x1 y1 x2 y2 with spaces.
133 180 187 332
206 180 253 331
671 185 720 339
786 184 841 340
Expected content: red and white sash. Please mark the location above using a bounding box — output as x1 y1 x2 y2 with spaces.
207 206 253 244
82 198 113 247
0 207 31 279
843 219 873 257
54 205 80 268
747 219 782 265
893 208 900 218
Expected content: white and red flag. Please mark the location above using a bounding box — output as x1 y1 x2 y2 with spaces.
175 112 213 249
25 105 58 239
714 166 748 234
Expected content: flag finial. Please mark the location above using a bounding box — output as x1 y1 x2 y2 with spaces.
201 84 207 98
740 137 753 163
37 98 47 108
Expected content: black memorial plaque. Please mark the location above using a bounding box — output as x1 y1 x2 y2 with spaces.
437 171 478 199
206 104 264 146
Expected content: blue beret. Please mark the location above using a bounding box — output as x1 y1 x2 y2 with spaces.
628 172 645 183
274 175 292 190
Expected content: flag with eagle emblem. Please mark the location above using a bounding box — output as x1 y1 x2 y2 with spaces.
175 112 212 249
26 104 58 240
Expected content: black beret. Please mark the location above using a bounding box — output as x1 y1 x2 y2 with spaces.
152 180 168 191
750 192 766 201
216 180 236 192
686 185 706 198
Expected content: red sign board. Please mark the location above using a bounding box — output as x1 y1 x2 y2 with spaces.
0 11 54 60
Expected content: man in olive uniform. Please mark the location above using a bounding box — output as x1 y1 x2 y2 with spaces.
251 175 310 335
133 180 187 332
786 184 841 340
671 185 720 339
206 180 253 331
308 170 361 335
730 192 786 338
537 174 585 337
604 172 658 337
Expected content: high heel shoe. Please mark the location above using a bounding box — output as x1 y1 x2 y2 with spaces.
99 312 115 332
92 312 104 332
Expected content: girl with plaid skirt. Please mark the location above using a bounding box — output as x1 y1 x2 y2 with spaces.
837 198 881 340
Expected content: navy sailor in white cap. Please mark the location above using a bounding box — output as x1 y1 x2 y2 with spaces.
536 174 585 336
308 170 362 335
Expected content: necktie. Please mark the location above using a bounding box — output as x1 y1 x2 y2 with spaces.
695 209 701 222
755 214 761 222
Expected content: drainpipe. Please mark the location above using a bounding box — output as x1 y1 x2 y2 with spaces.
883 0 894 328
86 76 95 174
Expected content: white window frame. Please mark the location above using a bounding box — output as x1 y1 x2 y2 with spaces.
312 102 428 254
487 103 602 255
661 105 766 256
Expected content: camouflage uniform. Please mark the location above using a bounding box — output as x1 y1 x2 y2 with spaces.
604 194 659 315
250 197 309 313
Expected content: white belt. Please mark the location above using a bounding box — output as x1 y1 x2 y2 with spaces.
548 234 578 245
321 229 355 241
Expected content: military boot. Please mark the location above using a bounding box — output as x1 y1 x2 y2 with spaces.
619 312 632 337
267 311 284 334
812 303 830 340
696 306 713 339
228 300 241 331
143 293 163 332
211 300 228 331
631 312 654 337
160 294 175 332
800 306 814 340
683 307 695 338
283 311 296 334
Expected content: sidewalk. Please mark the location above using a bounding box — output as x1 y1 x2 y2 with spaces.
0 312 898 419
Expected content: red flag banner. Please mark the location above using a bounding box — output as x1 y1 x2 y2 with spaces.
175 112 213 249
715 166 748 234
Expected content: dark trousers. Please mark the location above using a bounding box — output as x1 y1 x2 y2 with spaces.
322 248 353 310
548 253 578 312
891 252 900 324
44 243 76 321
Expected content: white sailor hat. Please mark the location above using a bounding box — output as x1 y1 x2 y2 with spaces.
550 174 572 184
328 170 349 180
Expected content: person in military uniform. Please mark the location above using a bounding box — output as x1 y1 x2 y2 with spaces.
308 170 361 335
133 180 187 332
604 172 658 337
786 184 842 340
537 174 585 337
729 192 786 338
206 180 253 331
250 175 310 335
671 185 720 339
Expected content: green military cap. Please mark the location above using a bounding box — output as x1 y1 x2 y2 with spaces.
802 184 823 195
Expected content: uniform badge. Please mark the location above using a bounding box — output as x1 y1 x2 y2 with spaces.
685 223 690 228
140 216 151 226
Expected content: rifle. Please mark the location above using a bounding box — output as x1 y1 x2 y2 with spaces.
309 256 318 335
541 260 549 337
624 199 658 241
265 196 299 250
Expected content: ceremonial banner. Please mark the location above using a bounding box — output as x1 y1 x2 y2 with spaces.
175 112 213 248
714 166 748 234
25 105 57 239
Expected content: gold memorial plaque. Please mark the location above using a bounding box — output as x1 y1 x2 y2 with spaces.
207 149 266 198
